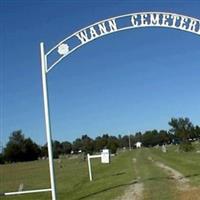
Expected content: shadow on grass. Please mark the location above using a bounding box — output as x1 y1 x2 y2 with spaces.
77 173 200 200
77 180 138 200
185 173 200 178
111 172 126 176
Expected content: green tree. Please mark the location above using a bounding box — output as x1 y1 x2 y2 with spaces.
169 118 195 152
40 144 48 157
158 130 171 145
107 136 119 154
4 130 25 162
142 130 159 147
121 135 129 148
72 138 82 153
94 134 110 152
94 136 104 152
81 135 94 154
61 141 72 154
0 153 5 164
4 130 40 162
52 140 62 158
195 126 200 138
117 134 123 148
168 117 193 141
23 138 40 161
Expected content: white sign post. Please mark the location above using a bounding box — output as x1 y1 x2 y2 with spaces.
87 150 110 181
87 154 93 181
87 154 101 181
40 43 57 200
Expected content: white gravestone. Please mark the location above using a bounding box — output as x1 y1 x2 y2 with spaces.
162 144 167 153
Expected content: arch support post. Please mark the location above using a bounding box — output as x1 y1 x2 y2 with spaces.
40 42 57 200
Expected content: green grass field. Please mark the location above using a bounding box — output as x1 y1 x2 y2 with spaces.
1 144 200 200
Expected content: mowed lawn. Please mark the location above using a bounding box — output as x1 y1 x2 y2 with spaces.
1 144 200 200
0 151 135 200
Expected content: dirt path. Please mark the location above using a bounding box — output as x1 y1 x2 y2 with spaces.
115 179 143 200
150 158 200 199
147 156 190 191
115 158 144 200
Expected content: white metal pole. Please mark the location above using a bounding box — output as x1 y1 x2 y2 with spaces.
87 154 93 181
4 188 52 196
40 42 57 200
129 134 131 151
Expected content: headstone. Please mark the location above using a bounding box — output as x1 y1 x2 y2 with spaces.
162 144 167 153
58 159 63 168
18 183 24 192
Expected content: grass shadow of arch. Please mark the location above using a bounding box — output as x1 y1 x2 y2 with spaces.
77 180 138 200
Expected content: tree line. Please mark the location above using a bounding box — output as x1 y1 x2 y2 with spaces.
1 117 200 164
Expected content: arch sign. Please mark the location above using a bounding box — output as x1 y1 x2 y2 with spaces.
47 12 200 72
4 11 199 200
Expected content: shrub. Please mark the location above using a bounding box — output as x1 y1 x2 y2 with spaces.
179 142 194 152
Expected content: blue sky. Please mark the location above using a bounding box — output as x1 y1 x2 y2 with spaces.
1 0 200 146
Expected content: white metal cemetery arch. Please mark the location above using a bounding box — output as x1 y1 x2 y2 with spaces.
5 12 200 200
